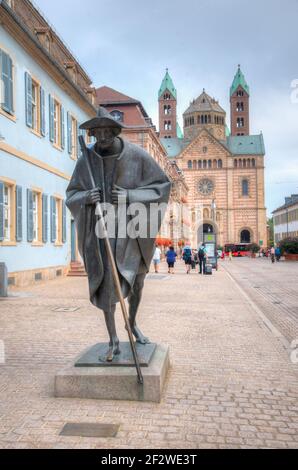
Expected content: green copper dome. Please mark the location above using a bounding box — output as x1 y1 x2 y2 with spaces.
158 69 177 100
230 65 250 97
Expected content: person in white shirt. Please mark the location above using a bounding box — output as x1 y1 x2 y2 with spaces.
153 245 162 273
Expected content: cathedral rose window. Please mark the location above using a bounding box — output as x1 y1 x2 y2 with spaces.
198 178 214 195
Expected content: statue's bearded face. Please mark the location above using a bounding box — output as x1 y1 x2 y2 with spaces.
91 127 116 150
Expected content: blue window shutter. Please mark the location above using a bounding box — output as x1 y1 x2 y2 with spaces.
40 87 46 136
67 112 72 154
16 186 22 242
61 106 65 149
0 182 4 242
27 189 33 242
62 200 66 243
25 72 33 127
50 196 56 243
1 50 14 114
49 95 54 142
8 55 13 114
42 194 48 243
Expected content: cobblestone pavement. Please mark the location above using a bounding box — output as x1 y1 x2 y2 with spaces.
222 257 298 344
0 260 297 449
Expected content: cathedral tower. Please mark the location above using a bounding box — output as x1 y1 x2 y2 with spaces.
230 65 250 136
158 69 177 139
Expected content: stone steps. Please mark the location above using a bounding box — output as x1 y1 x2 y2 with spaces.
67 262 87 277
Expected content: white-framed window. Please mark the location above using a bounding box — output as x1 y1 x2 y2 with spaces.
55 198 59 242
25 73 46 136
53 99 61 145
71 116 77 159
0 180 21 245
50 196 66 245
31 79 39 132
4 184 11 241
32 192 39 242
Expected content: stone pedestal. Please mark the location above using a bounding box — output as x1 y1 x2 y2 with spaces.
55 343 170 403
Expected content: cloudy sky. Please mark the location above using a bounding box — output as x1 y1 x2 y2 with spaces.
34 0 298 214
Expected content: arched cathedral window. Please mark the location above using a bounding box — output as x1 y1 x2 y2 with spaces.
242 179 249 196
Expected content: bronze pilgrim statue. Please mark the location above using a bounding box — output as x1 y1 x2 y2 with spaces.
66 107 171 364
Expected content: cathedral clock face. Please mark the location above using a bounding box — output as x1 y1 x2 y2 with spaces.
198 178 214 195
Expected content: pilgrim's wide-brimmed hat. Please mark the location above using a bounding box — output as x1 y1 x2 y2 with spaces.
79 106 125 131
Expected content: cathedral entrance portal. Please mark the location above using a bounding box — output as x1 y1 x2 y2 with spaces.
240 229 251 243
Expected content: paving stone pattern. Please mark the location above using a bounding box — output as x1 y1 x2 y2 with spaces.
0 259 297 449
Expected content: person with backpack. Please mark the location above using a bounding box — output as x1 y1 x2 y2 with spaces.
198 243 207 274
182 244 192 274
166 246 177 274
275 245 281 262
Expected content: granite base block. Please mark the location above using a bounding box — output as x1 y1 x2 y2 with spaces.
54 344 170 403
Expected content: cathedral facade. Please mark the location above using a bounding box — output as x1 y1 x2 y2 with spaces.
158 67 267 249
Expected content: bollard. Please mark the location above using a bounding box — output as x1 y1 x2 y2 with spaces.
0 263 8 297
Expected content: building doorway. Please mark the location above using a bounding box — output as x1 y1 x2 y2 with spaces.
240 229 251 243
203 223 214 234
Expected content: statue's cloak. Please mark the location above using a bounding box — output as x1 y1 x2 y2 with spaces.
66 138 171 308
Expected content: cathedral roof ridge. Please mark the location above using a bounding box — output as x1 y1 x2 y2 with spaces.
227 133 265 155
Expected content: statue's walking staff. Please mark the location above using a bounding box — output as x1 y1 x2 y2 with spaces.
79 135 144 385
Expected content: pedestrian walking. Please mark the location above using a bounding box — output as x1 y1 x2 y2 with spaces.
198 243 207 274
275 245 281 262
229 250 232 261
182 244 192 274
270 246 275 263
166 246 177 274
153 245 162 273
191 250 197 270
193 250 199 272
